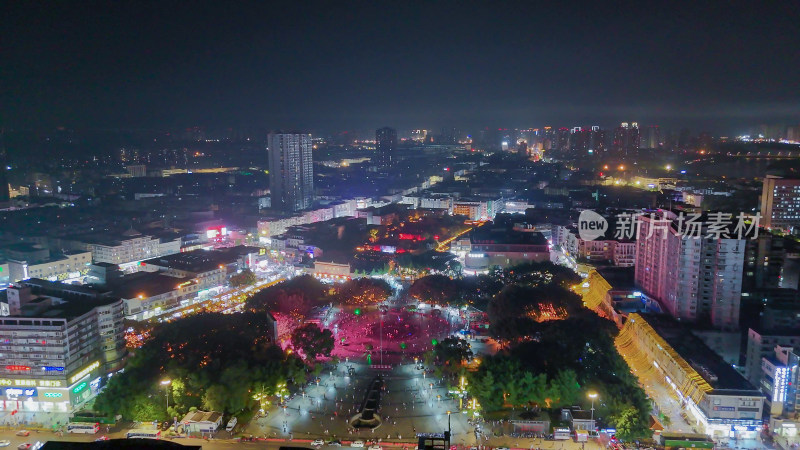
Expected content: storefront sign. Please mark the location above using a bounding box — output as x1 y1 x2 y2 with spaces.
713 406 736 411
0 379 63 387
4 388 37 399
69 361 99 383
73 382 88 394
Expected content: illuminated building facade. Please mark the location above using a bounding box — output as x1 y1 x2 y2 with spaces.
760 345 799 416
616 313 764 439
269 132 314 212
635 212 744 330
0 281 125 413
760 175 800 233
612 122 640 155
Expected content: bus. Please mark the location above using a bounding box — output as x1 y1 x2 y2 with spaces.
67 422 99 434
126 429 161 439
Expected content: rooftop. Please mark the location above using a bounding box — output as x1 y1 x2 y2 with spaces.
181 409 223 424
142 246 260 273
112 272 191 299
11 279 119 321
595 267 636 290
639 313 759 393
470 227 548 246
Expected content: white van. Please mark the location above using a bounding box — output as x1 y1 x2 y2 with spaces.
226 417 238 432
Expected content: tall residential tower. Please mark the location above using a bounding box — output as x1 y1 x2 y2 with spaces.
268 132 314 212
375 127 397 170
635 211 745 330
761 175 800 233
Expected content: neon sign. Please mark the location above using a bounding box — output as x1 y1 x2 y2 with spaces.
69 361 99 383
73 382 87 393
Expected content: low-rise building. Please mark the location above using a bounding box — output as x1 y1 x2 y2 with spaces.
60 230 181 267
616 313 764 439
0 280 125 413
760 345 799 417
180 410 223 434
453 198 501 221
120 247 262 320
7 250 92 283
113 271 201 321
554 225 635 267
312 261 351 280
745 328 800 387
463 226 550 273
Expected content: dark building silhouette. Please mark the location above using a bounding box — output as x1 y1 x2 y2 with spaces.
0 131 9 204
375 127 397 170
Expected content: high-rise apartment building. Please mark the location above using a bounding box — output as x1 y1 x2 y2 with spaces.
588 126 605 154
375 127 397 170
760 175 800 233
644 125 661 149
268 132 314 212
0 131 9 205
612 122 640 155
636 211 745 330
556 128 570 153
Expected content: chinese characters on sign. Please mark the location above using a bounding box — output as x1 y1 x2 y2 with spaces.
613 212 761 240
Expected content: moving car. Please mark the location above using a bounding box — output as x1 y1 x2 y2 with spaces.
369 445 382 450
328 439 343 446
0 441 10 447
312 439 325 447
15 431 30 437
352 440 365 448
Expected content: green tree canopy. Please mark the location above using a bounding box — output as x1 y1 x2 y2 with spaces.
433 336 473 376
94 312 306 420
291 323 335 362
408 274 458 305
487 284 583 337
334 278 392 306
229 268 257 288
246 275 328 318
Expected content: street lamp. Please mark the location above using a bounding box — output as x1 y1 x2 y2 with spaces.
161 379 171 411
588 392 598 421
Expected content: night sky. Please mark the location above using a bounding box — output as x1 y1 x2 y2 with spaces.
2 1 799 133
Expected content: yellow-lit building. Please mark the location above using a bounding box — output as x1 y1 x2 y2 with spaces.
616 313 764 439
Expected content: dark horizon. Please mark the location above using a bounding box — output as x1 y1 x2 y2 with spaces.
2 1 799 135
